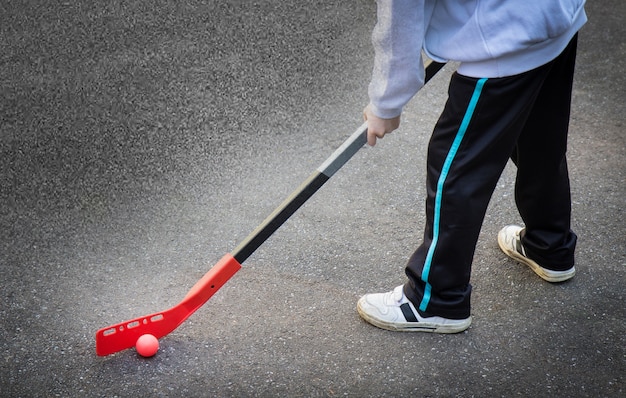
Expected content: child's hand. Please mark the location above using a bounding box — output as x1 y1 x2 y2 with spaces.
363 105 401 146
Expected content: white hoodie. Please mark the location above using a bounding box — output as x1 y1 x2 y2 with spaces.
368 0 587 118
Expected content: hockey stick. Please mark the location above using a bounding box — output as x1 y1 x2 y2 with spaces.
95 60 446 356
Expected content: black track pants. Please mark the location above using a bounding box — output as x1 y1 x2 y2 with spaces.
404 36 579 319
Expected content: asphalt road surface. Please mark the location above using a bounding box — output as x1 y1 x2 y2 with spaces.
1 1 624 396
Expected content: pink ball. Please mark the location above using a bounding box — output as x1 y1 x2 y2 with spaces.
136 334 159 357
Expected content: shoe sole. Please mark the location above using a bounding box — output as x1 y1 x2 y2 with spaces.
497 230 575 283
356 299 471 334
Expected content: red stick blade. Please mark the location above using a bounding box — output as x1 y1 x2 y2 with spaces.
95 254 242 356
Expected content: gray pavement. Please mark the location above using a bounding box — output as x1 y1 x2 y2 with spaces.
1 1 624 397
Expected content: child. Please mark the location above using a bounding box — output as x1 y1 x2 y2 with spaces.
358 0 587 333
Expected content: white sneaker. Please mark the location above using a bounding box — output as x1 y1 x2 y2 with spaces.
357 286 471 333
497 225 575 282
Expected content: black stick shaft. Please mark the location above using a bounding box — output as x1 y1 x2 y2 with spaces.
232 61 446 263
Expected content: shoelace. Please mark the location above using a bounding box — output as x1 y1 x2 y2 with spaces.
392 286 405 304
514 231 526 256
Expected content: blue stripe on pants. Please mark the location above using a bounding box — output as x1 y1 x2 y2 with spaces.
419 78 488 312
